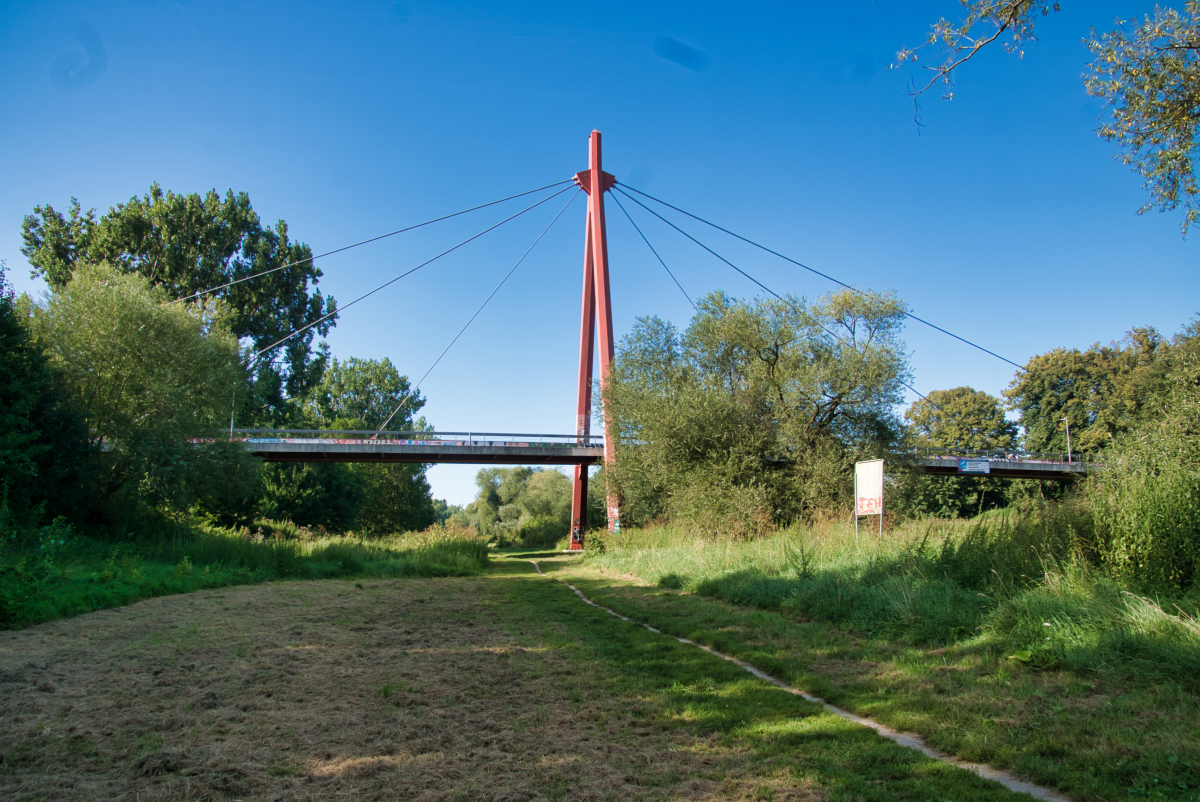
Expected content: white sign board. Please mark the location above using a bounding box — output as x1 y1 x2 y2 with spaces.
958 459 991 474
854 459 884 516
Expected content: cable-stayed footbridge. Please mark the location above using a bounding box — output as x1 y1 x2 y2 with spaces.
236 430 603 466
196 130 1090 549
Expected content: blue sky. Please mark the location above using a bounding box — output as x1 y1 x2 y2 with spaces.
1 1 1195 505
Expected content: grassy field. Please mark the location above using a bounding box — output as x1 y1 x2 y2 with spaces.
582 512 1200 687
4 518 1198 801
4 556 1049 802
571 515 1200 802
0 524 489 630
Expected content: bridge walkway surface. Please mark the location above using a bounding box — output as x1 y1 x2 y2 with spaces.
230 429 604 465
910 447 1098 480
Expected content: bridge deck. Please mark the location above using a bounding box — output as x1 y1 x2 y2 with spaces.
235 431 603 465
913 452 1094 480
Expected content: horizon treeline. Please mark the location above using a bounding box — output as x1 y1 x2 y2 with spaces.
2 186 444 539
4 184 1198 593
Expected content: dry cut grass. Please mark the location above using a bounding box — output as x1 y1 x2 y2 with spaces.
0 575 821 801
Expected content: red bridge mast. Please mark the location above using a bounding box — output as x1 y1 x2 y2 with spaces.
569 130 619 550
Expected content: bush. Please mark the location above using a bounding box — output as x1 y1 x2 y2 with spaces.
1091 386 1200 592
0 523 489 629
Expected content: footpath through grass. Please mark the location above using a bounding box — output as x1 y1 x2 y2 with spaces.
1 554 1042 801
0 523 488 629
566 518 1200 802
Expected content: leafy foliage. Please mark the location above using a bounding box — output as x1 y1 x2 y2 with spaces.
1090 322 1200 591
906 386 1017 450
20 184 336 396
898 1 1200 234
901 387 1018 518
896 0 1059 100
353 465 437 535
1005 327 1173 454
303 356 425 430
0 265 87 525
450 467 580 547
32 263 260 517
255 356 436 534
604 289 911 531
1086 2 1200 233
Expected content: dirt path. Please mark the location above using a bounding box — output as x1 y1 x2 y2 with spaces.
0 570 814 801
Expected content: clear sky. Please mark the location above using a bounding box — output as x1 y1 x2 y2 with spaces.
1 1 1195 506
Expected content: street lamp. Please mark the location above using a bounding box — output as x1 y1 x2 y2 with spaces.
1061 417 1072 462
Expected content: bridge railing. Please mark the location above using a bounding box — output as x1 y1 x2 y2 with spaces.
230 429 605 448
908 446 1101 468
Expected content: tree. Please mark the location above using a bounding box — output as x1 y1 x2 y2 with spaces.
1089 322 1200 591
303 356 425 430
902 387 1017 518
906 386 1018 450
898 1 1200 233
1005 327 1171 454
605 288 911 532
258 356 437 533
21 184 337 397
256 463 364 532
33 263 259 517
0 264 88 526
450 467 575 546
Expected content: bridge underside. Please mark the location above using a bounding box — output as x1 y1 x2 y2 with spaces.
915 457 1086 481
246 440 603 466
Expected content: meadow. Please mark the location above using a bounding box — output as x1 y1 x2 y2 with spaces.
0 521 488 630
582 506 1200 689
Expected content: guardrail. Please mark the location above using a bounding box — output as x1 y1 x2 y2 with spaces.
909 446 1101 467
230 429 605 448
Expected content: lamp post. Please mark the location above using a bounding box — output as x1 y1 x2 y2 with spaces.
1061 416 1072 462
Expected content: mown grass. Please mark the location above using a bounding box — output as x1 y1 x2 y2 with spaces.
489 557 1037 801
584 507 1200 689
547 550 1200 802
0 524 488 629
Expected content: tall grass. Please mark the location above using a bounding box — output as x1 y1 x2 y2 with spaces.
584 506 1200 687
0 522 489 629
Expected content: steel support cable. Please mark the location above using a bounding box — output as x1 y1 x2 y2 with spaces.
173 179 575 305
616 184 1025 372
248 184 576 363
376 189 583 432
616 189 928 400
610 191 696 310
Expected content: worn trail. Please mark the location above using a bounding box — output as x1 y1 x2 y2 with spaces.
528 559 1070 802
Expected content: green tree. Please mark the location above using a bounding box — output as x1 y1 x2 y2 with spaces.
450 467 574 546
898 1 1200 233
21 184 337 397
257 356 436 533
605 288 911 532
33 263 259 517
303 356 425 430
906 386 1018 450
1090 321 1200 591
902 387 1017 518
256 463 364 532
0 264 88 526
1005 327 1171 454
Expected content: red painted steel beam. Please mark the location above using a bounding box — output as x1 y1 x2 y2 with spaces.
569 215 596 548
568 130 620 549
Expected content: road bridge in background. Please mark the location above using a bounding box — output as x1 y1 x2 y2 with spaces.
233 430 604 466
910 447 1097 480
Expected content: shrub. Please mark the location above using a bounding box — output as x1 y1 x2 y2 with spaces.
1091 390 1200 592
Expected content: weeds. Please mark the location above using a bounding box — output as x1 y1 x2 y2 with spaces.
0 524 489 629
584 504 1200 688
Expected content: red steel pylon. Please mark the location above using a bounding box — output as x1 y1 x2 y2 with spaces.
569 130 619 550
